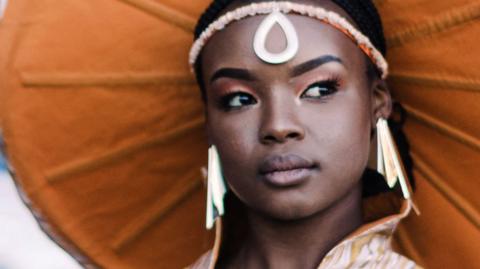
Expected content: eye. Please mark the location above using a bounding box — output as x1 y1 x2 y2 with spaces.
221 92 257 110
301 79 339 99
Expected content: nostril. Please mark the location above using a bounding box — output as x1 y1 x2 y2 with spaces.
263 134 277 142
259 120 306 144
286 132 300 139
261 131 302 144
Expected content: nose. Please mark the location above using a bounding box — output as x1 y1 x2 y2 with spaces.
259 92 305 145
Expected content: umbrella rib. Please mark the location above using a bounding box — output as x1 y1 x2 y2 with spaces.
395 225 424 267
389 72 480 92
21 71 196 87
45 117 204 183
411 152 480 230
111 170 203 252
403 104 480 152
115 0 195 32
386 1 480 47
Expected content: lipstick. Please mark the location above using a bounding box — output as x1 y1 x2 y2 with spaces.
258 154 316 187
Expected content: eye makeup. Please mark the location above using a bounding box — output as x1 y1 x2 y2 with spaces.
300 76 341 100
219 92 258 110
209 79 258 111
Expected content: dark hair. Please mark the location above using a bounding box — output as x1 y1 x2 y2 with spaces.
193 0 415 197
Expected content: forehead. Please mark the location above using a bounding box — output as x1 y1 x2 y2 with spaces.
200 2 366 81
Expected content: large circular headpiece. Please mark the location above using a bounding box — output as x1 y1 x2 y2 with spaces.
1 0 479 268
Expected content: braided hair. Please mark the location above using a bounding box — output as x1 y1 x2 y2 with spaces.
192 0 415 197
194 0 386 53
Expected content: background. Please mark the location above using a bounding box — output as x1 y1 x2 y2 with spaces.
0 1 80 268
0 142 82 269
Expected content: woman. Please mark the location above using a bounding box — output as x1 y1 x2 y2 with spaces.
189 0 421 268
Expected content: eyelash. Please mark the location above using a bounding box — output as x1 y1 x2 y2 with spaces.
218 77 341 110
219 91 257 111
300 77 340 100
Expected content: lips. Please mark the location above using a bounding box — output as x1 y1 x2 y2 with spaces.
259 154 317 187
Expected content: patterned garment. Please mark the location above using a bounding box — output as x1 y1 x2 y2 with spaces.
317 200 421 269
190 197 422 269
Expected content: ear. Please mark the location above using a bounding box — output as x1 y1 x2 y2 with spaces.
371 78 392 124
205 119 213 146
205 111 215 147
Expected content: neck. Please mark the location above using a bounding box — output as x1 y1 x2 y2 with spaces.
227 183 363 269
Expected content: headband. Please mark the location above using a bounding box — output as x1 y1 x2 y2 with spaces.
189 1 388 79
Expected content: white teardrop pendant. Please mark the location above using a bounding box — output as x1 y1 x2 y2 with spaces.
253 10 299 64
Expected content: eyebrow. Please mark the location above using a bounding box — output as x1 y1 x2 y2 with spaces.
210 68 257 83
290 55 343 77
209 55 343 83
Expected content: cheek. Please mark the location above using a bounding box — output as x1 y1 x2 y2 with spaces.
320 93 372 178
206 109 259 184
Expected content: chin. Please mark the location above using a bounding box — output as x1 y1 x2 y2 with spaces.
253 194 332 221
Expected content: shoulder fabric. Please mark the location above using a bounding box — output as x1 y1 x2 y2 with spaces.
318 219 422 268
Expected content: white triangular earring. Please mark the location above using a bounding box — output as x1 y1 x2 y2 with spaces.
376 118 420 214
206 145 228 229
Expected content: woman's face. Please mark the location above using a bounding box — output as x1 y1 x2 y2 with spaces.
201 0 390 220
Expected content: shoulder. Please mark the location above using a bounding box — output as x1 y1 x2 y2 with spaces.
320 246 423 269
186 250 213 269
361 251 424 269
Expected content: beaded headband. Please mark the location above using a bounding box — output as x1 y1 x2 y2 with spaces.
189 1 388 79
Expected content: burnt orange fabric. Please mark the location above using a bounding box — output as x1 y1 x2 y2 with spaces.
377 1 480 267
0 1 211 268
0 0 479 268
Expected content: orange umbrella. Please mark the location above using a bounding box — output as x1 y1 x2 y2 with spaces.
377 1 480 267
0 0 479 268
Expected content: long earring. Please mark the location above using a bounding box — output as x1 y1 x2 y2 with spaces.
376 118 420 214
206 145 228 229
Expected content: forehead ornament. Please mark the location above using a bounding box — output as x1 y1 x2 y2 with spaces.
190 1 388 79
253 8 299 64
